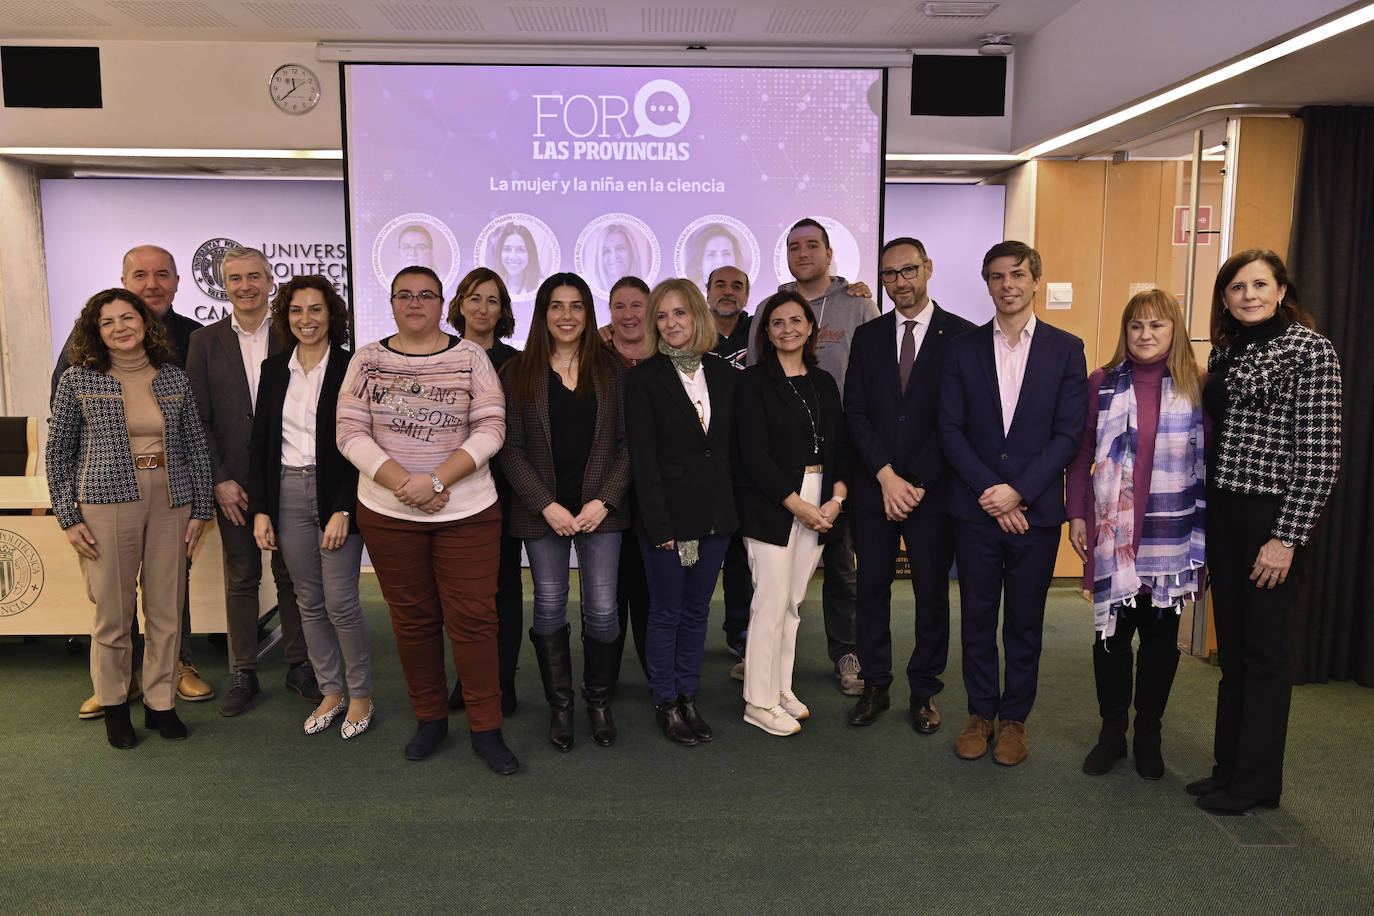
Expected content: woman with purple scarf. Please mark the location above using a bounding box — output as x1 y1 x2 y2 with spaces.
1067 289 1205 781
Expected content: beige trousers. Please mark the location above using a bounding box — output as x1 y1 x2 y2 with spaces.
81 463 191 710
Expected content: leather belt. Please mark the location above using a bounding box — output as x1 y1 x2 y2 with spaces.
134 453 165 469
803 464 824 474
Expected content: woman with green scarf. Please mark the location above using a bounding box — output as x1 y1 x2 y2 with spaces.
625 278 739 746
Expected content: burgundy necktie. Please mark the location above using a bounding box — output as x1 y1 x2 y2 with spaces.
898 319 916 393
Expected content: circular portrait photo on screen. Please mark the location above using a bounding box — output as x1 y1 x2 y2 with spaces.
476 213 561 301
771 216 865 291
575 213 661 299
372 212 461 293
675 215 760 291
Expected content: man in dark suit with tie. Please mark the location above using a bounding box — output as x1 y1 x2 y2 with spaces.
844 238 975 731
938 240 1086 766
187 246 318 717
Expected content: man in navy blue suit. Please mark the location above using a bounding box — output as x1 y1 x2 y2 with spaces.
844 238 974 732
938 241 1086 766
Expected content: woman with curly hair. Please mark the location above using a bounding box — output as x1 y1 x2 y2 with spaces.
47 288 214 749
249 276 373 739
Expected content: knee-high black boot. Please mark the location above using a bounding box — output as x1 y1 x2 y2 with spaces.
1082 638 1132 775
530 626 575 751
582 633 618 747
1133 629 1181 780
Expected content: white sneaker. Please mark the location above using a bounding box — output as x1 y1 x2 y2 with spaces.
779 690 810 720
835 653 864 696
743 703 801 736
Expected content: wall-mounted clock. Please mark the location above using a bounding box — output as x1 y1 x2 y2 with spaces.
270 63 321 115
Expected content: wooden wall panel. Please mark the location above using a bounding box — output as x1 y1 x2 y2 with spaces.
1098 160 1165 367
1231 116 1303 259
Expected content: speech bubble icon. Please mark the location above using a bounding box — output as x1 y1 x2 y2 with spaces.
633 78 690 138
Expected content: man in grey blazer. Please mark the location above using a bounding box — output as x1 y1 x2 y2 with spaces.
187 246 318 716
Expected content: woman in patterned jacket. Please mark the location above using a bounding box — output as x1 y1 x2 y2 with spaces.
1190 249 1342 815
47 288 214 749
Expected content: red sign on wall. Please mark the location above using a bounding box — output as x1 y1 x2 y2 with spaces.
1172 205 1213 246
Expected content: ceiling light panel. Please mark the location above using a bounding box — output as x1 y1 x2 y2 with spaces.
641 8 736 34
376 4 484 32
509 6 610 33
763 7 866 35
241 3 359 30
106 1 231 27
921 2 998 19
0 1 108 27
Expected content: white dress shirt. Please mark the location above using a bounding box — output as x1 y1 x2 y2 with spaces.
677 364 711 433
281 347 330 467
230 311 272 411
894 301 933 363
992 313 1037 435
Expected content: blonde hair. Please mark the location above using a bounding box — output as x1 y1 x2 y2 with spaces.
644 278 717 356
1103 288 1202 406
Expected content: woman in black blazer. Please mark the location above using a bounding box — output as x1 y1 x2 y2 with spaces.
248 275 373 739
734 290 851 737
626 278 738 746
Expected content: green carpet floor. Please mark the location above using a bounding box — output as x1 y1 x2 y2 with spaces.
3 574 1372 914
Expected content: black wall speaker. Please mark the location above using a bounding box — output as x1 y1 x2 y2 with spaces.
910 55 1006 117
2 46 102 108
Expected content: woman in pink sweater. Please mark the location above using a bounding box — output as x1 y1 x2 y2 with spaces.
335 266 516 775
1067 289 1205 781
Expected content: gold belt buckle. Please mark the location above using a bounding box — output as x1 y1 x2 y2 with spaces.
135 454 161 469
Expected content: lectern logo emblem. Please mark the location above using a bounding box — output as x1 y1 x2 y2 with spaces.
0 529 44 617
191 237 243 302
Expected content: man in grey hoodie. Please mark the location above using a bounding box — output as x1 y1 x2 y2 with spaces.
779 218 879 694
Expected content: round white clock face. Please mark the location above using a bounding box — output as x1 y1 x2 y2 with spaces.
270 64 321 115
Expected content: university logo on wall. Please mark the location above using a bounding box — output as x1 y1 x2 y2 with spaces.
0 529 44 618
191 237 243 302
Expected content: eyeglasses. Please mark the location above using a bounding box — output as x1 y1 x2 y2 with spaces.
879 265 924 283
391 291 442 303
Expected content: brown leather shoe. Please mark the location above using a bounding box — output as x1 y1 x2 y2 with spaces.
993 719 1028 766
911 696 941 734
176 662 215 702
78 673 142 719
954 714 994 759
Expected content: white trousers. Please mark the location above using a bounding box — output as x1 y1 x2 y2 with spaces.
743 472 824 708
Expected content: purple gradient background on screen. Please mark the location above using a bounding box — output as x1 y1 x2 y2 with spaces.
346 64 882 348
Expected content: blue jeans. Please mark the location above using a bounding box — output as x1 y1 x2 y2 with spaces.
640 534 730 705
525 529 622 642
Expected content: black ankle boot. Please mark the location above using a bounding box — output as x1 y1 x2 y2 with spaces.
144 705 188 740
103 702 136 749
655 700 698 746
582 634 618 747
1083 637 1132 775
404 718 449 761
471 728 520 775
530 626 575 752
678 693 713 742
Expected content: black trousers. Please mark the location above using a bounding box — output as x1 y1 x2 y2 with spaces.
852 504 952 697
719 531 752 644
614 531 651 682
1207 488 1300 801
496 529 524 685
820 514 858 663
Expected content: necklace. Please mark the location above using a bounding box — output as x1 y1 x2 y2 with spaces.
787 373 823 455
380 331 446 418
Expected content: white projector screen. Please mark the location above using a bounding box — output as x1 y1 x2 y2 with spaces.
344 64 885 348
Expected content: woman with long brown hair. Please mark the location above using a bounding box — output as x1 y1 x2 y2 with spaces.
47 288 214 748
1067 288 1205 780
1189 250 1341 814
501 272 631 751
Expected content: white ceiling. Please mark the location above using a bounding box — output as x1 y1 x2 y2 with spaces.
3 0 1372 176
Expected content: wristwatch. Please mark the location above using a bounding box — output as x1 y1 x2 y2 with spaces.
1280 538 1295 549
339 510 351 518
430 473 444 493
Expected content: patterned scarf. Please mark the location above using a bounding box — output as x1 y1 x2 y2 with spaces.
659 338 702 566
1091 362 1206 635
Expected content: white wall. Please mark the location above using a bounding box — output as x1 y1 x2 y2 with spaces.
885 65 1013 154
883 183 1005 324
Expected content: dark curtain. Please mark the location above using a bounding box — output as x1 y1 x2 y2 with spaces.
1287 105 1374 686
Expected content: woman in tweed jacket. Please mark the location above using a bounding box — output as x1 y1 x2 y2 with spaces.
1191 249 1342 815
501 272 632 752
47 288 214 749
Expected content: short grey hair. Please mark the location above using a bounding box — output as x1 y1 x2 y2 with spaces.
220 246 271 274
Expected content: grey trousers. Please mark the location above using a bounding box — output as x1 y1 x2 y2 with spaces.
218 498 306 672
275 466 371 697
